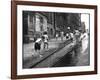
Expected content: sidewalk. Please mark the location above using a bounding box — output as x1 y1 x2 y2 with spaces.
23 37 71 68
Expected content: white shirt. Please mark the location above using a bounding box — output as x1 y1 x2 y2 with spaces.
70 33 74 38
43 35 48 42
35 38 42 43
56 34 58 37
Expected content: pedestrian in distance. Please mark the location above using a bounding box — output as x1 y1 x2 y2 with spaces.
56 33 59 40
61 31 64 41
74 30 80 43
69 32 74 42
66 33 69 40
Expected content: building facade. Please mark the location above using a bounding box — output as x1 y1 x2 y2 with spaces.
23 11 55 43
54 13 81 35
23 11 81 43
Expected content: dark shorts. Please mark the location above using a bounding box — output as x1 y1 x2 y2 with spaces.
34 43 41 51
66 36 69 39
44 42 48 45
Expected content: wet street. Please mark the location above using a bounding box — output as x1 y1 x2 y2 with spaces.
23 37 68 68
53 33 89 67
33 34 89 68
23 34 89 68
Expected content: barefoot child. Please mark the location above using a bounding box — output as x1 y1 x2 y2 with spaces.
34 38 42 58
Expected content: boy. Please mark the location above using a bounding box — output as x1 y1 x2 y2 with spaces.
34 38 42 58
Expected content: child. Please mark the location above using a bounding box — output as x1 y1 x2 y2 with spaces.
34 38 42 58
66 33 69 40
43 34 49 49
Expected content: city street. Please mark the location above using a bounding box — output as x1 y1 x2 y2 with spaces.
33 40 75 68
53 33 89 67
23 33 89 68
23 37 68 68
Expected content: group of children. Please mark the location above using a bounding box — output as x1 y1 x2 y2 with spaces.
34 30 82 58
